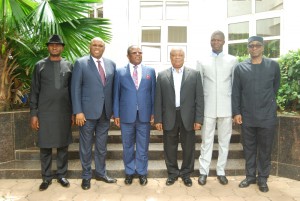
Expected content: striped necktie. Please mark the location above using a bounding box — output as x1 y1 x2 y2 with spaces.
133 66 138 89
97 60 106 85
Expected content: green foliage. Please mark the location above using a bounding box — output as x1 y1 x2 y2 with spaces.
0 0 112 110
237 54 249 62
277 49 300 111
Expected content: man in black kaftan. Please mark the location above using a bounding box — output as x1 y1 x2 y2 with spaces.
30 35 73 191
232 36 281 193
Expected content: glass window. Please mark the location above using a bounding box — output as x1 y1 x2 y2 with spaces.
166 1 189 20
263 39 280 58
227 0 251 17
168 26 187 43
228 22 249 40
97 8 103 18
140 1 163 20
256 0 283 13
142 27 161 43
227 0 282 58
256 17 280 37
89 6 103 18
89 10 94 18
142 45 161 62
229 43 248 56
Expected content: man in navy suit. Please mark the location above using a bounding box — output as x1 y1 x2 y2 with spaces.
113 45 156 186
71 37 116 190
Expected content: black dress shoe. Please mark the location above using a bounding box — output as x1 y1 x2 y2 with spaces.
58 178 70 188
182 177 192 187
217 175 228 185
139 175 148 186
39 180 52 191
258 182 269 192
96 175 117 183
124 175 133 185
198 174 207 185
81 179 91 190
239 178 256 188
166 177 178 186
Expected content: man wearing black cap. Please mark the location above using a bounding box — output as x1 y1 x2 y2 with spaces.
232 36 281 192
30 34 73 191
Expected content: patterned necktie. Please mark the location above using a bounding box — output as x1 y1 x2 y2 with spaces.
97 60 106 86
133 66 138 89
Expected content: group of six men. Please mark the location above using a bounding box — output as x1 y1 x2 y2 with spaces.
30 30 280 193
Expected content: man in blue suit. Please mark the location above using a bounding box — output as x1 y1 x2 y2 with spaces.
71 37 117 190
113 45 156 186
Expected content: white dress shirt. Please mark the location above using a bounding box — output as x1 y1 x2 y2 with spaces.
172 66 184 107
91 56 106 76
129 63 142 87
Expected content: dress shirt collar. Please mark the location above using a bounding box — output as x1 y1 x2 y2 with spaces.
91 56 104 64
129 63 141 69
211 51 224 57
172 66 184 73
91 56 105 74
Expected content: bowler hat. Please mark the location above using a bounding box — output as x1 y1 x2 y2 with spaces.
46 34 65 46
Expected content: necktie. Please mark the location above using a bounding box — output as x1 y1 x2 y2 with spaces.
97 60 106 85
133 66 138 89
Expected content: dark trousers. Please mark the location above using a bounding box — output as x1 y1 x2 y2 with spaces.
163 110 195 179
120 111 150 176
40 145 68 181
241 125 276 182
79 111 110 179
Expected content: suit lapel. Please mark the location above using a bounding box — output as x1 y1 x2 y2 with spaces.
181 67 190 88
88 56 102 84
139 65 147 88
166 67 175 90
103 58 112 83
125 64 136 89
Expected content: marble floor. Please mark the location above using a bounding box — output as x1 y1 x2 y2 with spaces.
0 176 300 201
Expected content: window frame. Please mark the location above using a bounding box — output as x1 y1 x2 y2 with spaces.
139 0 189 63
227 0 283 58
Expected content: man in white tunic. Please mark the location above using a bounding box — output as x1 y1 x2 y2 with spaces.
197 31 238 185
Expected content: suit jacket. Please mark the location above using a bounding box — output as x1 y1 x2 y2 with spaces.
154 66 204 131
197 53 238 118
113 64 156 123
71 55 116 119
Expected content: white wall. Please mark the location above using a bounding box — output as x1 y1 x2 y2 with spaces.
102 0 131 67
281 0 300 54
102 0 299 69
188 0 228 68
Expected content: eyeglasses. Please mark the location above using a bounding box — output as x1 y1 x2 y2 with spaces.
248 44 263 49
130 51 143 55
